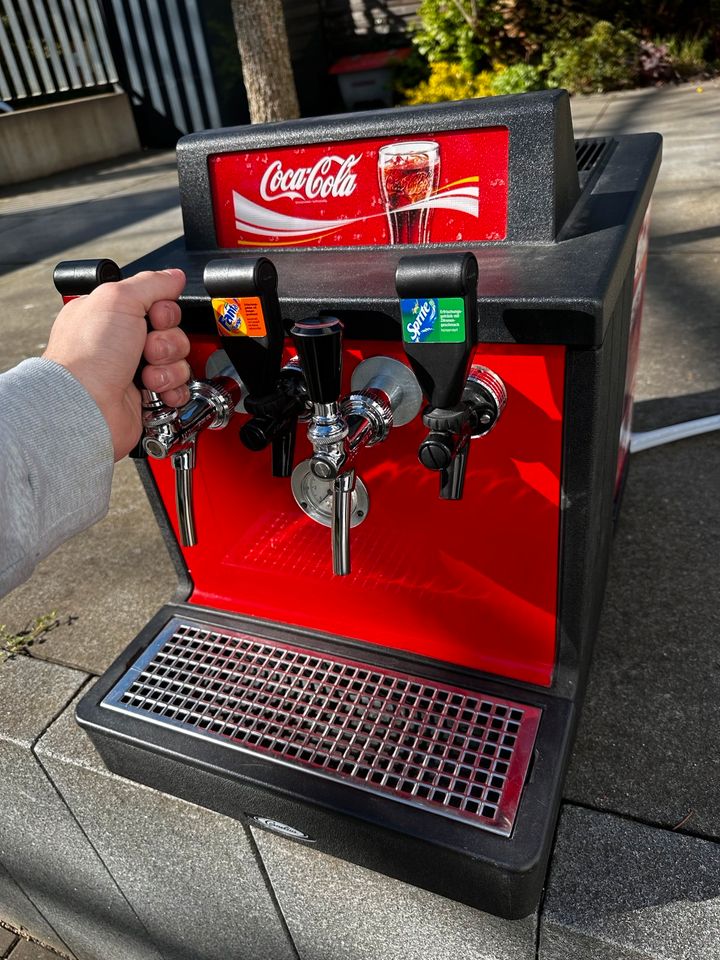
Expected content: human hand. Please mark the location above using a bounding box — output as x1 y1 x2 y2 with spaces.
43 269 189 461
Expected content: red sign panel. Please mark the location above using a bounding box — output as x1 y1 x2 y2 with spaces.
209 128 509 249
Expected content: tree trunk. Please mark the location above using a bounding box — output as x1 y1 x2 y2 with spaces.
231 0 300 123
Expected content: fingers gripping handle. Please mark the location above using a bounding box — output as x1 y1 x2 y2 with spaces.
52 258 163 459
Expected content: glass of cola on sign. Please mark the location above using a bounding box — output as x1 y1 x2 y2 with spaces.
377 141 440 244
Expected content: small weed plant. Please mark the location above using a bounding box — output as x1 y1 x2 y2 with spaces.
0 612 60 663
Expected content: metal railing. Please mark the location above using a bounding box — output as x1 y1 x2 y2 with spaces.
0 0 118 103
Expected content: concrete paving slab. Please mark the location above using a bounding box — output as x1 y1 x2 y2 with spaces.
37 691 298 960
8 942 63 960
540 805 720 960
47 206 183 278
0 457 177 677
0 658 161 960
0 151 178 216
570 82 720 186
251 827 536 960
636 251 720 400
0 924 19 957
0 187 181 273
0 866 62 959
565 430 720 839
0 654 82 747
649 183 720 254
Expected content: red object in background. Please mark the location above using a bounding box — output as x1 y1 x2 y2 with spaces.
209 127 509 248
150 339 565 688
329 48 412 75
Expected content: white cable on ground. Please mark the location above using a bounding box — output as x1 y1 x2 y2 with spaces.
630 415 720 453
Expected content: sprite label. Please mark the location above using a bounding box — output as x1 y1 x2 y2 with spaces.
400 297 466 344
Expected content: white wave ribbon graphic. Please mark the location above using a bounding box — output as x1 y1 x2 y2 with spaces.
232 184 480 241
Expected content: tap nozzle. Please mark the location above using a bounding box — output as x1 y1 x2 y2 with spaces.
290 317 422 575
418 366 507 499
171 443 197 547
142 374 242 545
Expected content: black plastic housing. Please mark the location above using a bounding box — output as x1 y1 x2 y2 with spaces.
77 602 573 919
75 91 661 919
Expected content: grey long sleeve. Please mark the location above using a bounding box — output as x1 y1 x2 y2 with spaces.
0 357 114 598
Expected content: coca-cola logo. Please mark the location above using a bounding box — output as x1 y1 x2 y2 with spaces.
260 154 361 202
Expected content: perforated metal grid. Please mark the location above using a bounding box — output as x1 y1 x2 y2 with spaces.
103 617 541 836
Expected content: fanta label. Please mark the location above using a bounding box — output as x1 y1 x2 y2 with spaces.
212 297 267 337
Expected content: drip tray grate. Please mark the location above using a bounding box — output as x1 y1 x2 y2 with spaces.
102 617 541 836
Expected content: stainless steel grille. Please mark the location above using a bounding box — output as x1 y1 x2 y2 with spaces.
103 617 541 836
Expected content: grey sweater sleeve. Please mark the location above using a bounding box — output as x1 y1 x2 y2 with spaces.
0 357 114 598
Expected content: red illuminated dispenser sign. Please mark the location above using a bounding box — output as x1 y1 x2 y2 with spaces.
209 128 509 248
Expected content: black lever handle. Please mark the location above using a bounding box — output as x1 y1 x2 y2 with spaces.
395 252 478 410
203 257 284 400
54 258 146 385
290 316 343 405
53 259 122 298
53 258 152 461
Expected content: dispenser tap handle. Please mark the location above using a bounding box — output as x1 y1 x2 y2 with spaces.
53 258 164 459
290 316 344 405
395 252 478 410
53 258 122 299
204 257 285 399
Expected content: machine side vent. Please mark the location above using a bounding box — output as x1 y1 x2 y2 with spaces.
575 137 614 189
102 617 541 836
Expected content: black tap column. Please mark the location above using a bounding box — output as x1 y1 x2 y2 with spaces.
204 258 306 477
396 253 477 498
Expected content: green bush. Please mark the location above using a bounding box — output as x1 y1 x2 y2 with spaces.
489 62 544 95
662 35 710 78
402 61 545 105
545 20 638 93
411 0 506 73
403 61 496 105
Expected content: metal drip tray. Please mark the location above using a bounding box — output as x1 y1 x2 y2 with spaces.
102 617 541 836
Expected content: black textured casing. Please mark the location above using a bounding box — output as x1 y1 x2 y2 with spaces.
76 92 661 918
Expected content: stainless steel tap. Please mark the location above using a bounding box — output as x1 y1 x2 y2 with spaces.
142 370 244 546
290 317 421 576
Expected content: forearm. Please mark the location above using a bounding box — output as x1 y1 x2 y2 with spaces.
0 358 114 598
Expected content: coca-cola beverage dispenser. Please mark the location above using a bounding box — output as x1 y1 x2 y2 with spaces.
68 91 660 918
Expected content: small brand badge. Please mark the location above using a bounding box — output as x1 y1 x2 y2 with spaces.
250 816 316 842
212 297 267 338
400 297 466 345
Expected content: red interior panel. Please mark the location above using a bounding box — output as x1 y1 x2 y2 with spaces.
150 339 565 687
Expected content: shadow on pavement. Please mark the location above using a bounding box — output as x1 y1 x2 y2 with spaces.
633 387 720 431
0 152 178 200
0 186 181 278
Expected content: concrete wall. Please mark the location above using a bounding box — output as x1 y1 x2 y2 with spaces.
0 93 140 187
